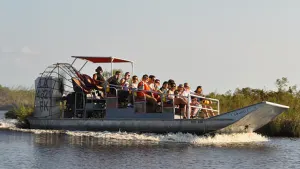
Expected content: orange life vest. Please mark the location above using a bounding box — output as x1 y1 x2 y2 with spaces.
137 81 150 97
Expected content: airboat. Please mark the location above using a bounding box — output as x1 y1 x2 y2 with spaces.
27 56 289 134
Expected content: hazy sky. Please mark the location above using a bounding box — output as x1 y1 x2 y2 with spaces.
0 0 299 94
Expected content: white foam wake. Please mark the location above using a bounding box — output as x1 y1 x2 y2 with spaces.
1 119 269 146
0 119 63 134
65 131 269 146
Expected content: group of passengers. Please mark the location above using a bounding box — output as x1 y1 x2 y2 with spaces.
91 66 215 119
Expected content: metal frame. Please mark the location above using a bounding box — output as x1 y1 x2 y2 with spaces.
187 94 220 119
71 56 134 76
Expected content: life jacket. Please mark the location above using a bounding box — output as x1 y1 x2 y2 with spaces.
137 81 150 97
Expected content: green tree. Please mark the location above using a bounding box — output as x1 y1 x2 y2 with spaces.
275 77 289 92
102 69 123 79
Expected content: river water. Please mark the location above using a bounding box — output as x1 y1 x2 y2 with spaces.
0 110 300 169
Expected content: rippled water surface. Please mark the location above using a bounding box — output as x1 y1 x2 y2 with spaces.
0 111 300 169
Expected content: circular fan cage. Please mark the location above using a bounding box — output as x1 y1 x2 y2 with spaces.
36 63 80 97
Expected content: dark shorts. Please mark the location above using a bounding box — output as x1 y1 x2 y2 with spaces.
166 100 173 104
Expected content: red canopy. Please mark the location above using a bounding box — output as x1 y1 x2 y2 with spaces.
72 56 133 63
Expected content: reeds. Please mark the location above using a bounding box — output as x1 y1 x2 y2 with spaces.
1 77 300 136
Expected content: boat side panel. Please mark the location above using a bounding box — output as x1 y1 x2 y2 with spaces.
105 108 174 120
28 118 234 134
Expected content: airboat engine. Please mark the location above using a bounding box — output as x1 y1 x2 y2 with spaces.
34 76 63 118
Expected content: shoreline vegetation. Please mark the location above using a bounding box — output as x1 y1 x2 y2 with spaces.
1 77 299 137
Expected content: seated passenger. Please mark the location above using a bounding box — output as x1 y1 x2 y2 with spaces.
137 74 158 112
120 72 130 91
184 82 191 93
92 66 106 98
148 75 156 90
93 66 106 87
193 86 204 102
202 100 216 118
167 83 188 118
153 79 161 101
107 71 121 95
192 86 215 118
159 81 169 95
118 77 130 107
167 79 175 90
107 71 121 87
130 75 139 90
120 78 126 89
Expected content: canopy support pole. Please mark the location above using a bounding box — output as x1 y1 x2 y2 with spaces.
111 57 114 76
71 58 77 66
78 60 88 72
131 62 134 75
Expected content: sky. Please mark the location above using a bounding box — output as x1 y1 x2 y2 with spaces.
0 0 300 94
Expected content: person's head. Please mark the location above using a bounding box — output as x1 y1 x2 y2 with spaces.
195 86 202 94
115 71 121 79
149 75 156 83
170 82 176 91
168 79 175 87
142 74 149 82
184 82 190 90
132 75 138 83
177 84 184 92
162 81 168 89
124 72 130 80
154 79 160 89
95 66 103 73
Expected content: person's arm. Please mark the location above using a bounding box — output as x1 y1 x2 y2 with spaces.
93 74 99 83
107 77 112 83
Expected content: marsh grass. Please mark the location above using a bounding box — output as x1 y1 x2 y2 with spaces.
1 77 300 136
1 85 35 125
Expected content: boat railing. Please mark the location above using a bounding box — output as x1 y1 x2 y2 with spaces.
105 86 119 108
102 85 220 118
187 93 220 119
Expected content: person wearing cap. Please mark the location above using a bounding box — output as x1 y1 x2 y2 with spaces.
93 66 106 86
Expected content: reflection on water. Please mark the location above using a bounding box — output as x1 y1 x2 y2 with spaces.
1 111 300 169
1 130 300 169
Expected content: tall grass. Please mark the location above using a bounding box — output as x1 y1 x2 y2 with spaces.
1 85 35 125
1 77 300 136
207 77 300 137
